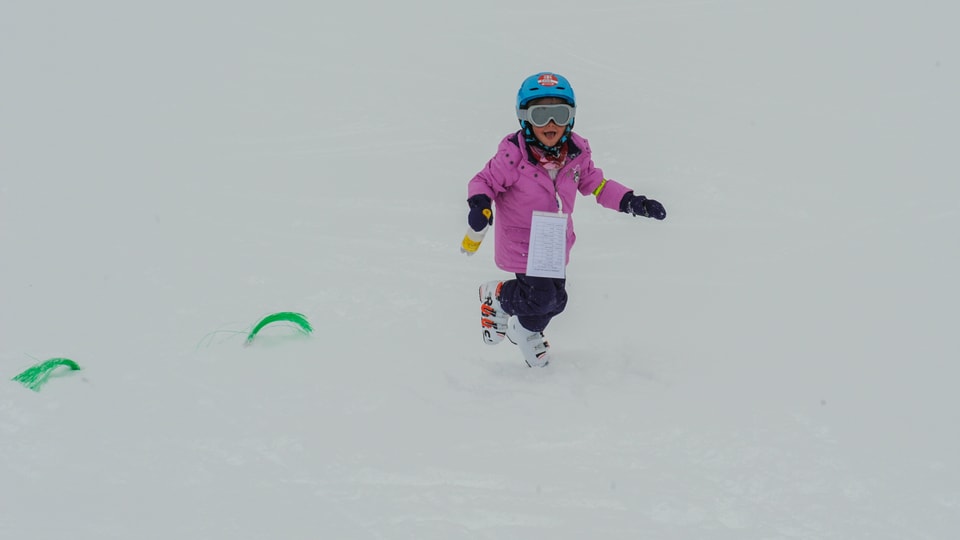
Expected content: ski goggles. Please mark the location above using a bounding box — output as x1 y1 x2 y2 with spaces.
519 103 576 127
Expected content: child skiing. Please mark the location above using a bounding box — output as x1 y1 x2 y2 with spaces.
464 72 667 367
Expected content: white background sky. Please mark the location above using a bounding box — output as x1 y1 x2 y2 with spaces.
2 1 958 538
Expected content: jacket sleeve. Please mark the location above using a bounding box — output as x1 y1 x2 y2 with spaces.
468 137 520 201
576 156 632 211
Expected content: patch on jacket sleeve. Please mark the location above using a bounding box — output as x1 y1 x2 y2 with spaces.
592 178 610 197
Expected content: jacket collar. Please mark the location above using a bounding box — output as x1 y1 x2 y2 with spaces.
509 131 583 165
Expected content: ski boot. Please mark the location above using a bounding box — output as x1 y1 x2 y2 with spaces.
506 316 551 367
479 281 509 345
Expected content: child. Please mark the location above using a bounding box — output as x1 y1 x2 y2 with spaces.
464 72 666 367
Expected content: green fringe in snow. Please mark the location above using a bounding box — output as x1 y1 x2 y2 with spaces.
12 358 82 392
245 312 313 346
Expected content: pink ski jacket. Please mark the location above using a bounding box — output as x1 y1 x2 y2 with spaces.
468 131 632 273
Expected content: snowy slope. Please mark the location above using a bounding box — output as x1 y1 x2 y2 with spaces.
2 1 958 539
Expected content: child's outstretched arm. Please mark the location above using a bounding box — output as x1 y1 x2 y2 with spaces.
576 160 666 220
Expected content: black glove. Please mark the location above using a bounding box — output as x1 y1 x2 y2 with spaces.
621 192 666 220
467 194 493 231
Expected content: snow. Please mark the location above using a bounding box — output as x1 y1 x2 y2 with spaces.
2 1 958 538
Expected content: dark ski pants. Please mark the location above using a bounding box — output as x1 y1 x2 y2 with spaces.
498 273 567 333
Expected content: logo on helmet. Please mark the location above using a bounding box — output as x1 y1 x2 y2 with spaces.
537 74 559 87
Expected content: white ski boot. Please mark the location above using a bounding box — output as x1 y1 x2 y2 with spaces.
506 316 551 367
479 281 509 345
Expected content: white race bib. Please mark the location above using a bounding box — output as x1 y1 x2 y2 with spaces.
525 211 568 278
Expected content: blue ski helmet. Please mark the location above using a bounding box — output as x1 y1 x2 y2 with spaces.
516 72 576 116
516 72 576 155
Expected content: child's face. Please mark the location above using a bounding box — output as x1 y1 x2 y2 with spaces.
527 97 569 148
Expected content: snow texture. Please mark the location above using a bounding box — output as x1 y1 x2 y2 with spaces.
2 1 958 538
